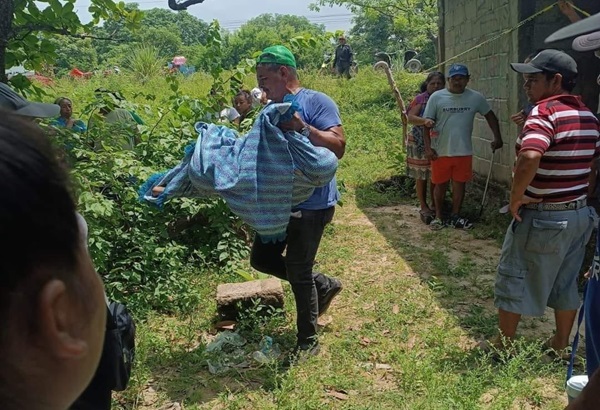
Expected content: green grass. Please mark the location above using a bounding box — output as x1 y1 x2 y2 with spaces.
47 68 573 409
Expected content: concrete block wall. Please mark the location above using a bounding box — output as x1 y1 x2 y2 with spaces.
442 0 520 185
441 0 600 186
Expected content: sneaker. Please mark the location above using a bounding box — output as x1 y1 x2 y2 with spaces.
282 342 320 367
429 218 445 230
449 215 473 230
318 278 343 317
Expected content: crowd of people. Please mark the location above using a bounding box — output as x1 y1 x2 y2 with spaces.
3 5 600 406
400 6 600 408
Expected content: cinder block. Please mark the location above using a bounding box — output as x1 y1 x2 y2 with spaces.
216 278 284 320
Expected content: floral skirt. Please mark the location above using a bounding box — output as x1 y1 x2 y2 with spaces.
406 131 430 180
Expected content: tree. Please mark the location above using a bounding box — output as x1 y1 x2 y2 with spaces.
137 26 183 59
312 0 438 67
90 6 209 67
0 0 142 83
142 9 209 46
222 14 328 69
348 12 395 64
50 37 98 73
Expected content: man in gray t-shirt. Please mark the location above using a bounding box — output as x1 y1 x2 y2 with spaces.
423 64 503 230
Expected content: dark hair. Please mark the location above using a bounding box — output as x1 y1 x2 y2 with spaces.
426 71 446 85
54 96 71 105
234 89 252 103
0 112 80 340
543 71 577 92
419 81 427 93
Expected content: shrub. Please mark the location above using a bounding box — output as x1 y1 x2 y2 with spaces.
124 45 163 82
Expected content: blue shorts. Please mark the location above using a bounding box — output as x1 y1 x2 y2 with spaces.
495 206 597 316
586 233 600 376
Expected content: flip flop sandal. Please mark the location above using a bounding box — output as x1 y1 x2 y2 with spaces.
542 337 571 362
478 336 516 362
419 210 435 225
429 218 445 230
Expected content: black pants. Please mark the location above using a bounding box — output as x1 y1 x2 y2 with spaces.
250 207 336 346
335 63 351 79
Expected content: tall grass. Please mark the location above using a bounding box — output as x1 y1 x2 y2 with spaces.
124 45 163 82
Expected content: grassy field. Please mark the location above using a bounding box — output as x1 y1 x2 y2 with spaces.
50 69 572 409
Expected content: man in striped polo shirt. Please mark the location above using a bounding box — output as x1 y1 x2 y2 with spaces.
486 49 600 355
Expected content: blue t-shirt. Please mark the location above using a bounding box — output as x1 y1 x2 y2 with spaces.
293 88 342 210
50 116 87 133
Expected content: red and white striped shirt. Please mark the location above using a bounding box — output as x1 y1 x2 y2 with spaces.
516 94 600 203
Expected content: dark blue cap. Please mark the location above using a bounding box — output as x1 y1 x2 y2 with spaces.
448 64 469 77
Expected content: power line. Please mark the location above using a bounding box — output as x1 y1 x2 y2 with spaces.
220 18 354 30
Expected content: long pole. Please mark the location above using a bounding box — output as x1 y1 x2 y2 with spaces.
374 61 408 151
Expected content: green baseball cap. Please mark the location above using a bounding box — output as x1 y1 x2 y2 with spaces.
257 45 297 68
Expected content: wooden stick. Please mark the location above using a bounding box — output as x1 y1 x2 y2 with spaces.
374 61 408 151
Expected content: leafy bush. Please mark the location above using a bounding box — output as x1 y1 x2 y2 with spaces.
55 91 252 314
47 24 261 315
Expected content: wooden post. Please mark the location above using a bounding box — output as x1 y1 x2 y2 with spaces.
374 61 408 151
437 0 446 70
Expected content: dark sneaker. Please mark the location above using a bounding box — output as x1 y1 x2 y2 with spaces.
449 215 473 230
318 278 343 317
282 343 320 368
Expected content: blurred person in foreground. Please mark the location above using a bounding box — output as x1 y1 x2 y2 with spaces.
546 9 600 409
0 112 107 410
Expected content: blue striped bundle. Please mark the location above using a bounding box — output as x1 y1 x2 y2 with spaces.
140 102 338 243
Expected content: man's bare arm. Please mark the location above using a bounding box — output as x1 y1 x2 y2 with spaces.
305 125 346 159
484 110 504 151
279 113 346 159
566 368 600 409
407 104 434 128
510 150 542 220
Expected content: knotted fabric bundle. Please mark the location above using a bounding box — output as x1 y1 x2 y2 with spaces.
140 102 338 243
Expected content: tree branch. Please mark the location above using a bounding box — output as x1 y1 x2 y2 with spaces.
11 23 126 42
168 0 207 11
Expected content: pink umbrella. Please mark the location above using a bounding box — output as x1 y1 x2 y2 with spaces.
172 56 187 65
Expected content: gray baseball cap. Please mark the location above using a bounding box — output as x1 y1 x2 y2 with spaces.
510 49 578 78
0 83 59 118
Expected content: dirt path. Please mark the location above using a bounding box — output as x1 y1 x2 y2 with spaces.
343 201 562 342
129 196 572 409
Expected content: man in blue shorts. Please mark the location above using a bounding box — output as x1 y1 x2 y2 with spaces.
251 45 346 357
546 11 600 390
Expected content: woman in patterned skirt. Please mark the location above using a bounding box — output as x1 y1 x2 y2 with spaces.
406 71 445 224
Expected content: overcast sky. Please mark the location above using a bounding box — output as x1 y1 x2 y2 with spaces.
74 0 355 32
